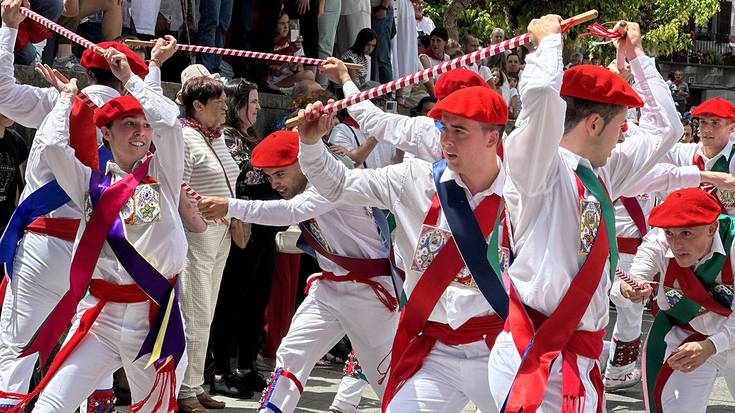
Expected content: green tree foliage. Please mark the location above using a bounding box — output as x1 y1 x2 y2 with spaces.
424 0 721 56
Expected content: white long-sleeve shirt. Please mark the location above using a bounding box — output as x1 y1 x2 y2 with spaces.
343 81 442 162
37 75 187 284
226 185 388 276
615 163 701 239
663 141 735 216
629 228 735 353
300 142 506 328
503 33 683 332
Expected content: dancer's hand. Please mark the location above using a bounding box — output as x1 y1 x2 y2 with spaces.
667 339 716 372
297 101 336 145
619 279 652 304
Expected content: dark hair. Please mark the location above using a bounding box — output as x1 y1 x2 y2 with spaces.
87 68 121 89
430 28 449 42
415 96 436 114
350 28 378 56
562 96 626 133
419 34 431 50
224 79 259 144
182 76 226 118
460 33 477 47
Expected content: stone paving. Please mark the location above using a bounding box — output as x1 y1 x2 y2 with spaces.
119 309 734 412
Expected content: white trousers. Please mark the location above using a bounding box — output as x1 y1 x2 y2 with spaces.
30 295 188 412
259 276 398 413
386 339 496 413
608 253 644 375
488 331 604 413
179 224 230 399
0 234 71 404
656 327 735 412
332 375 368 412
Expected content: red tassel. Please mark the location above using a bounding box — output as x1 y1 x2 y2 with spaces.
129 362 177 413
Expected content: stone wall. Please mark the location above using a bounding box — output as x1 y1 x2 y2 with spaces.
657 61 735 101
12 64 292 139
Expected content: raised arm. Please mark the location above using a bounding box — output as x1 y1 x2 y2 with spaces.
296 101 414 210
504 18 566 196
323 59 442 162
0 1 59 128
37 82 91 209
606 24 684 199
108 45 184 198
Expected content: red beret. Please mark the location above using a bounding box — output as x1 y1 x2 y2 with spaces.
93 95 145 128
434 69 489 100
561 64 643 108
648 188 721 228
81 41 149 79
428 86 508 126
691 97 735 121
251 131 300 169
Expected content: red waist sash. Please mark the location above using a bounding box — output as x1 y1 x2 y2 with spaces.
26 217 80 241
386 315 504 408
616 237 642 255
304 271 398 312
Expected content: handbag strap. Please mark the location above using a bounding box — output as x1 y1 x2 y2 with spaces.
201 132 235 198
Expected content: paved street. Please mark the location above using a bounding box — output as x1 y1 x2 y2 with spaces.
123 309 735 412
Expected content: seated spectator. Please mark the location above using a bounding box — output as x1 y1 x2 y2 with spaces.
420 27 449 66
411 95 435 117
14 0 62 65
507 73 520 119
328 108 394 169
196 0 233 73
342 28 377 89
461 32 491 82
507 52 522 76
54 0 124 71
445 38 462 59
565 51 583 69
490 27 504 44
267 11 321 92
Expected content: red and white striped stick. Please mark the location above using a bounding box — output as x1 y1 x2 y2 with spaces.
615 267 656 291
181 182 227 224
123 39 363 70
284 10 599 128
20 7 104 55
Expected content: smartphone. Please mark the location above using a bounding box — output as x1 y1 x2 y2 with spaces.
386 100 397 113
290 19 300 42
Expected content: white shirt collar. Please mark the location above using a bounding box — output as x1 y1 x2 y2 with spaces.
559 146 593 171
104 155 150 178
697 141 734 162
439 156 505 199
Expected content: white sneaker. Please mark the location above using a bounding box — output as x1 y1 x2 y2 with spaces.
603 366 642 391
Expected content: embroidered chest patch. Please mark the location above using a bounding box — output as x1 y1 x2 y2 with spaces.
305 219 334 253
411 224 478 290
578 198 601 256
716 189 735 210
85 183 161 225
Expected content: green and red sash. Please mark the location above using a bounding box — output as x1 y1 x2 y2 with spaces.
501 165 615 413
642 214 735 413
693 146 735 212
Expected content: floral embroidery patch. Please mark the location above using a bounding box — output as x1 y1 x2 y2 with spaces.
578 198 601 256
306 219 334 253
411 224 477 290
121 183 161 225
